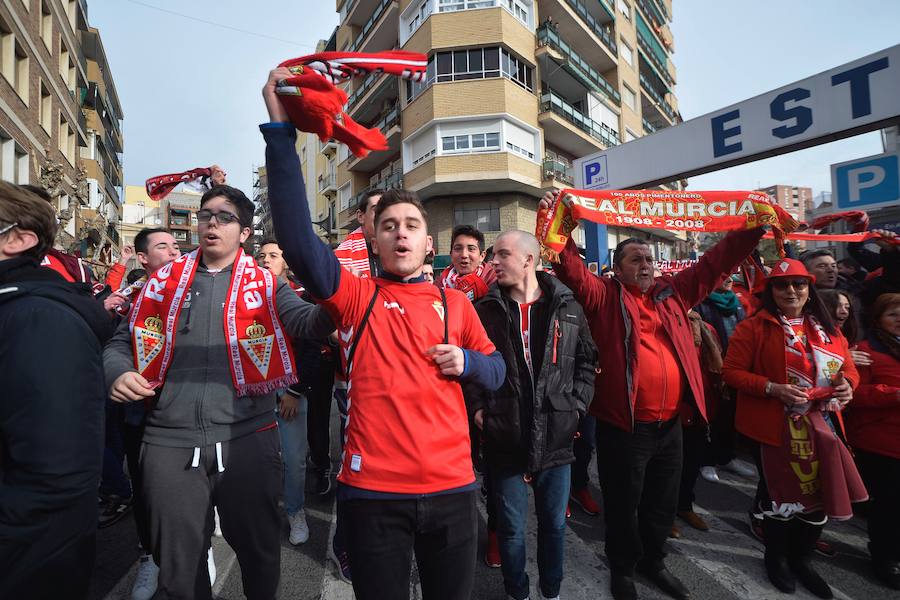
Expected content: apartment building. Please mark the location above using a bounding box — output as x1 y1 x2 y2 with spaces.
758 183 813 223
327 0 683 267
122 184 200 256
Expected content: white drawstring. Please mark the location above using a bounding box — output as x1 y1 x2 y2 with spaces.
191 447 201 468
215 442 225 473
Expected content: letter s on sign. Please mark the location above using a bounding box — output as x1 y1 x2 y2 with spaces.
243 290 264 310
770 88 812 139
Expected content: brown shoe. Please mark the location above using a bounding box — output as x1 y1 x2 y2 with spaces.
669 524 681 538
678 510 710 531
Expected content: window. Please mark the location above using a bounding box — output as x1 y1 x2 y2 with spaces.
617 0 631 20
172 230 188 243
624 128 637 142
40 82 52 133
455 202 500 232
58 116 75 165
40 2 52 50
620 39 634 67
622 84 637 111
442 132 500 154
403 0 530 44
506 141 534 159
1 21 29 103
408 47 533 102
412 147 436 167
1 131 28 184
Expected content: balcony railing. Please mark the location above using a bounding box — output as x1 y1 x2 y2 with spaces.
542 157 574 186
347 70 386 108
636 0 665 29
639 72 677 121
562 0 617 56
540 88 619 148
346 171 403 212
642 117 657 134
537 24 620 106
348 0 393 52
318 173 337 192
636 13 673 85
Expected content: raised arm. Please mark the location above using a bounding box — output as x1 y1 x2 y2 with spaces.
672 227 764 309
261 68 341 299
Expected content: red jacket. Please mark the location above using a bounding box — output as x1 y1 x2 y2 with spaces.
844 339 900 460
722 311 859 447
553 228 764 432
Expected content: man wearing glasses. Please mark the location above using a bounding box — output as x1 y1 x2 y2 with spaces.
103 185 335 600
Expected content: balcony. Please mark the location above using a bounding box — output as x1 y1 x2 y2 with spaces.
320 139 338 155
404 152 542 201
347 0 399 54
537 24 620 105
346 106 401 172
541 0 617 69
542 157 574 188
636 12 673 86
318 173 338 195
539 88 619 156
642 117 657 135
639 72 677 122
635 0 666 29
346 71 398 123
337 171 404 229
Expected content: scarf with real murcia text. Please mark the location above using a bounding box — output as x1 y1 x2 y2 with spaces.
129 248 297 396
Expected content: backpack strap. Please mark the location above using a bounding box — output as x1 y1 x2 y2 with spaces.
345 284 379 376
439 285 448 344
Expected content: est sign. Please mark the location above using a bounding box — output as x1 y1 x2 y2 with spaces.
576 45 900 190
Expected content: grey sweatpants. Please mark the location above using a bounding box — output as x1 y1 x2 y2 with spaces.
140 427 283 600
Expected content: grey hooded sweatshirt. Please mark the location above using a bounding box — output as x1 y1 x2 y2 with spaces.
103 263 335 448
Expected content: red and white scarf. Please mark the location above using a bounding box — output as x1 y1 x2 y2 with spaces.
759 314 868 519
440 263 497 302
129 248 296 396
145 167 213 202
275 51 427 158
334 227 372 278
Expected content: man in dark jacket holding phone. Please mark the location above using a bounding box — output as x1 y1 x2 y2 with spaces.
468 229 597 600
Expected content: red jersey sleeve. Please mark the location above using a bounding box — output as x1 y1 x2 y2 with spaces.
320 267 377 330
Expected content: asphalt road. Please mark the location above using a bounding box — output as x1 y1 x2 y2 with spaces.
89 421 898 600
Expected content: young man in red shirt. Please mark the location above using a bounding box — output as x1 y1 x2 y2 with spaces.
261 67 505 599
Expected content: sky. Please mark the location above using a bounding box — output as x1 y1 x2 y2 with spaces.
89 0 899 201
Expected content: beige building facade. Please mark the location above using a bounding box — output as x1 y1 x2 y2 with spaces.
323 0 683 268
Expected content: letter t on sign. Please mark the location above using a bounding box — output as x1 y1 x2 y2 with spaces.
711 110 742 158
831 57 890 119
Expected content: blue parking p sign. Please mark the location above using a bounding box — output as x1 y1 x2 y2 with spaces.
833 152 900 210
583 156 609 189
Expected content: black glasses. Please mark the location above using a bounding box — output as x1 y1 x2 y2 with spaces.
197 209 240 225
771 279 809 290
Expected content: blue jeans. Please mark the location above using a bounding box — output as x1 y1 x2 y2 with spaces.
276 392 308 516
494 464 571 600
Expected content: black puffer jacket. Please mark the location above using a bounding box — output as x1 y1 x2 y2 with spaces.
0 257 113 598
469 272 597 473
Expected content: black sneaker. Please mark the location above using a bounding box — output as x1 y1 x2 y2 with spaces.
330 536 352 583
311 468 333 496
98 494 132 529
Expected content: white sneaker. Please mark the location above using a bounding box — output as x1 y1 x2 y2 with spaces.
207 546 216 584
721 459 757 478
288 510 310 545
131 554 159 600
700 466 721 483
213 507 222 537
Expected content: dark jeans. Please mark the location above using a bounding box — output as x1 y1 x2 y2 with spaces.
854 449 900 562
122 421 150 551
572 414 597 491
100 402 131 498
340 491 477 600
678 424 707 512
141 429 283 600
1 530 95 600
306 366 334 471
494 465 570 600
704 387 738 467
596 418 682 575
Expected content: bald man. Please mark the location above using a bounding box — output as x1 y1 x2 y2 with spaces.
466 230 597 600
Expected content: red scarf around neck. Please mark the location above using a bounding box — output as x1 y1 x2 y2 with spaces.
129 248 296 396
